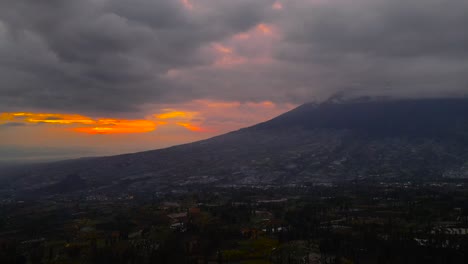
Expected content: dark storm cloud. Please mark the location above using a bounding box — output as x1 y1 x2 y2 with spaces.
273 0 468 98
0 0 274 114
281 0 468 58
0 0 467 115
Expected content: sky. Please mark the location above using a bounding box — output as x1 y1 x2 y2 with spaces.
1 0 468 161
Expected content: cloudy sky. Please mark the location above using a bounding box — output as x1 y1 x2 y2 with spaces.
1 0 467 161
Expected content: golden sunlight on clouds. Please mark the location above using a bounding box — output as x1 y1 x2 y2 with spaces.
0 112 159 135
72 119 158 134
154 110 208 131
0 110 210 135
156 111 195 119
0 112 95 125
176 122 206 132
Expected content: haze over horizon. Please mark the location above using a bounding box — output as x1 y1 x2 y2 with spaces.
1 0 468 161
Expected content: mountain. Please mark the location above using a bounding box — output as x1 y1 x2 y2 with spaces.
3 98 468 196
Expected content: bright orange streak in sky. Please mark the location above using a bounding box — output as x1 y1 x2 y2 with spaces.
155 110 210 132
156 111 194 119
73 119 157 134
1 112 158 134
1 101 289 136
176 122 206 132
1 112 95 125
1 111 210 134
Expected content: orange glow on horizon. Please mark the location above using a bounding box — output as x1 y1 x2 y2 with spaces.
1 111 211 134
1 112 158 135
1 100 295 136
1 112 95 125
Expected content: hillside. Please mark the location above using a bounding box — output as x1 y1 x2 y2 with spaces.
3 98 468 196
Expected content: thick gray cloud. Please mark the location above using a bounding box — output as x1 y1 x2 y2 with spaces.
0 0 467 115
274 0 468 98
0 0 273 114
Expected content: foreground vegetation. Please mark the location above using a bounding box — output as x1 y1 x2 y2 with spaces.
1 181 468 263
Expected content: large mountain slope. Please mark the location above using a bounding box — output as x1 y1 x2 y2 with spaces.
3 98 468 195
